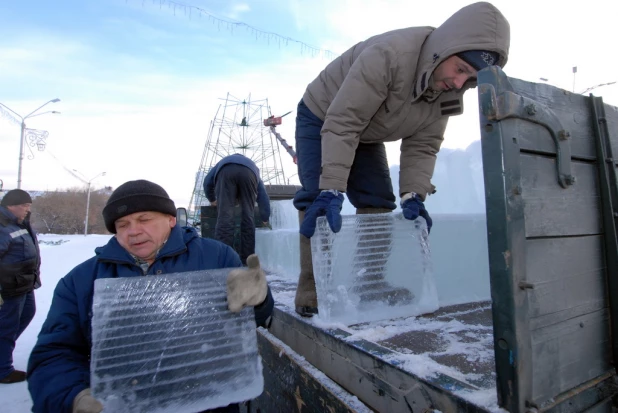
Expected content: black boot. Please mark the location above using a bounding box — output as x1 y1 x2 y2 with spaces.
0 370 26 384
294 210 319 317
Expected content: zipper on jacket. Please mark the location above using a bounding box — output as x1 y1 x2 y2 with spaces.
384 103 390 114
135 258 150 275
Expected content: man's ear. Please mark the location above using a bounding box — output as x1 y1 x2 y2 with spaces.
169 216 177 228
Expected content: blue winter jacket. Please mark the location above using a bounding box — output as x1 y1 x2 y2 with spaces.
27 224 274 413
203 154 271 222
0 207 40 297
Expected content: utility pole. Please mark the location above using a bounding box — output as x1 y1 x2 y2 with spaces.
73 170 106 235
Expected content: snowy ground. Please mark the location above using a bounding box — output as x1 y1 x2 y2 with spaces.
1 233 503 413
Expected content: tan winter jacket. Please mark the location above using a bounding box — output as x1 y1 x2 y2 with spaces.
302 1 510 200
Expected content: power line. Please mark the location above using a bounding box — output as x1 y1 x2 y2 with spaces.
580 81 617 95
129 0 338 60
45 149 88 185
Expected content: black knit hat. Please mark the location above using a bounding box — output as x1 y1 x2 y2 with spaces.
1 189 33 207
102 180 177 233
457 50 500 71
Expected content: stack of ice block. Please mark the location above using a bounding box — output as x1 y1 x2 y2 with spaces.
311 213 439 325
90 269 263 413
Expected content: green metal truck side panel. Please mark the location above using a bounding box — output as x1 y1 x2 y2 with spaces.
478 66 618 412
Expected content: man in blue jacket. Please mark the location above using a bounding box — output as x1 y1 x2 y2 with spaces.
203 154 271 265
27 180 274 413
0 189 40 384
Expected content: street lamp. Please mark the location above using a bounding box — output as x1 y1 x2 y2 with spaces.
73 170 106 235
0 99 61 189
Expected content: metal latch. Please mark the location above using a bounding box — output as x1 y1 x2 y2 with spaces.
479 83 575 188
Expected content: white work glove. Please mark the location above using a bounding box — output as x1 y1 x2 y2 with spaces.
226 254 267 313
72 388 103 413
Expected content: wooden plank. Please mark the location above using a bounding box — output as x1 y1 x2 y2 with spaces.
519 154 602 237
605 102 618 160
509 78 618 161
542 371 618 413
525 236 607 329
530 309 611 404
268 307 486 413
245 328 372 413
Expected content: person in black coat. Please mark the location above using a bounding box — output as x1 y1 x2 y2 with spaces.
0 189 40 384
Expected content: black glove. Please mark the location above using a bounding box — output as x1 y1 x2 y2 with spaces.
300 190 344 238
401 194 432 233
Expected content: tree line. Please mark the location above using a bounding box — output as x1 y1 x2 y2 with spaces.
27 187 112 235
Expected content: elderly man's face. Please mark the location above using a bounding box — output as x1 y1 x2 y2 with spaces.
115 211 176 264
7 203 31 224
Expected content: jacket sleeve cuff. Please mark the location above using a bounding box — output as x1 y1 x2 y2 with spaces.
253 286 274 328
319 165 350 192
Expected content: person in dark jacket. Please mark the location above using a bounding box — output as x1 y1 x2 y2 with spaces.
27 180 274 413
0 189 40 384
203 154 271 265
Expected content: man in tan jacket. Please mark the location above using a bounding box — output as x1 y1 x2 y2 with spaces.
293 1 510 316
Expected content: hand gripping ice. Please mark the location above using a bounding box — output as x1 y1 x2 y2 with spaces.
72 388 103 413
401 193 433 233
226 254 268 312
300 189 344 238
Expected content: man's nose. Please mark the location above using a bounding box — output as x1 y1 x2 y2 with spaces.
453 75 468 90
127 224 142 235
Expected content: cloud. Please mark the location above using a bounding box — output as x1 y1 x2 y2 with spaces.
3 0 616 213
228 3 251 20
0 24 329 209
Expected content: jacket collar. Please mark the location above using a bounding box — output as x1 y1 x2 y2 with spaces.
0 206 19 226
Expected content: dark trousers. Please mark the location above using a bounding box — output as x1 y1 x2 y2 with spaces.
292 99 397 211
215 164 258 264
0 291 35 379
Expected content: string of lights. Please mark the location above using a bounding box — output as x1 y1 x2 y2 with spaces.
129 0 338 60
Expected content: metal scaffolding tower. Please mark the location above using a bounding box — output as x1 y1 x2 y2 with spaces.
189 93 289 224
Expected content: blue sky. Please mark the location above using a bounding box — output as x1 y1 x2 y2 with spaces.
0 0 331 105
1 0 616 208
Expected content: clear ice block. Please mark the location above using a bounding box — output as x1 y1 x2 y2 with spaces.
90 269 263 413
311 213 438 325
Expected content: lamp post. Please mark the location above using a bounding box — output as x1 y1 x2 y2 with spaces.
73 170 106 235
0 99 61 189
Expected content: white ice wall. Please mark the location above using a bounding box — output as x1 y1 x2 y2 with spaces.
256 140 492 308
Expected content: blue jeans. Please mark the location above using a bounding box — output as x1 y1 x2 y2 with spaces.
292 99 397 211
0 291 36 378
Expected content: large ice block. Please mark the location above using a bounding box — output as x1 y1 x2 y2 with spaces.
90 269 263 413
311 213 439 325
255 228 299 276
256 200 300 277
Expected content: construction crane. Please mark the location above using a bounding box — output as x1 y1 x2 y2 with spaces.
264 111 297 164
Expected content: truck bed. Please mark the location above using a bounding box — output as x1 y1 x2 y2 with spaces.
266 272 500 411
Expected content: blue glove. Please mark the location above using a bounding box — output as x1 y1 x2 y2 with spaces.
401 194 433 233
300 190 345 238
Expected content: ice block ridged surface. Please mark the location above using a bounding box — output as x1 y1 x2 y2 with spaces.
90 269 263 413
312 213 438 325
